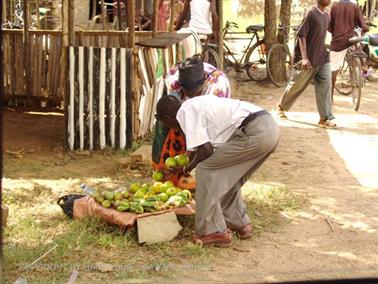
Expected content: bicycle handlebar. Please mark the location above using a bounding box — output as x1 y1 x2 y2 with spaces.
350 34 378 46
367 22 377 28
349 36 366 44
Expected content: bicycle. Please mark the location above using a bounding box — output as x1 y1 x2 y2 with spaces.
204 21 297 87
203 21 267 81
335 32 378 111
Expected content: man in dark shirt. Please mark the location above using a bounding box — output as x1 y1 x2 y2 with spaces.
276 0 336 128
328 0 369 97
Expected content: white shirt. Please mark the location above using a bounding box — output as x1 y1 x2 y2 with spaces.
189 0 213 35
176 96 263 151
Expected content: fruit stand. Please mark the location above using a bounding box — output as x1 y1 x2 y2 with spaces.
59 154 196 230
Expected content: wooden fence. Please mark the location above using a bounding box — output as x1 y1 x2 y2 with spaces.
2 30 65 103
2 29 181 149
65 31 181 150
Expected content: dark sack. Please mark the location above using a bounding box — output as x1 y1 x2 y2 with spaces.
57 194 85 219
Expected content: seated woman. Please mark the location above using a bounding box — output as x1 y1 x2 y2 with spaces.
152 55 231 184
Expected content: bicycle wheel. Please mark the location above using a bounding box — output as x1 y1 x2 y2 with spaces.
244 40 267 82
267 43 293 87
335 58 352 95
203 46 220 69
351 57 363 111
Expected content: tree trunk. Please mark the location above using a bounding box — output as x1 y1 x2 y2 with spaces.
264 0 277 50
278 0 292 43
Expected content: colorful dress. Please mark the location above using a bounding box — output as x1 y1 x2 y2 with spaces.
152 63 231 184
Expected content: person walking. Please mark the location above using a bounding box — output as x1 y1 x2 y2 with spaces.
276 0 337 128
328 0 369 98
156 95 279 246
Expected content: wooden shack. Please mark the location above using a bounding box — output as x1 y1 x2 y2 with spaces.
1 0 224 151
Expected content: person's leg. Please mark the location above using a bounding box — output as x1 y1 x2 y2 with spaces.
277 68 317 115
313 63 336 126
195 114 279 236
220 147 276 229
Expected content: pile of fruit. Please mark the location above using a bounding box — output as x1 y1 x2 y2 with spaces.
91 181 192 214
90 154 195 214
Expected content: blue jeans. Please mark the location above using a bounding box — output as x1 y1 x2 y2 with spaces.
279 62 335 121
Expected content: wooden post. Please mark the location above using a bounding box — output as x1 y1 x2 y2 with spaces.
99 48 106 149
116 0 122 30
88 47 94 150
23 0 31 96
36 0 40 29
126 0 136 148
128 0 136 47
101 0 106 30
169 0 175 32
92 0 97 19
110 48 116 148
2 0 7 24
69 47 75 150
68 0 75 45
120 48 126 149
153 0 159 36
218 0 224 70
62 0 69 45
78 47 84 150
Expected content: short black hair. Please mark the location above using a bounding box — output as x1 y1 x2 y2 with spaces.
156 95 182 119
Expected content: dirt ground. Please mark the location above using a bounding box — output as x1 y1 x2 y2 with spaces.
2 73 378 283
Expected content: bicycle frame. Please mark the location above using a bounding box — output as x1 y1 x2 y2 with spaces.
223 30 261 67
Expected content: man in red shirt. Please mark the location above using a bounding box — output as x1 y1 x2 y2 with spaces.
328 0 369 97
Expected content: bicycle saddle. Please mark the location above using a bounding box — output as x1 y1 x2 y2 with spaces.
246 24 264 33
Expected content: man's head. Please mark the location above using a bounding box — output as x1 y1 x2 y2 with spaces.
156 95 182 129
178 55 207 98
318 0 331 7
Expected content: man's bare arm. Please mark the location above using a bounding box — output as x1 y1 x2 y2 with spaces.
184 142 213 174
299 37 312 70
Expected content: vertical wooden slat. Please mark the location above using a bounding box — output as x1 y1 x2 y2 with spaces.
88 47 94 150
78 46 84 150
101 0 106 30
24 0 31 96
153 0 159 35
127 0 136 148
62 0 69 46
169 0 175 32
99 48 106 149
110 48 116 148
68 0 75 45
36 0 40 28
120 48 126 149
218 0 224 70
69 47 75 150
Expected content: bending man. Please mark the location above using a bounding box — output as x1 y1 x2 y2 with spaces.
156 95 279 246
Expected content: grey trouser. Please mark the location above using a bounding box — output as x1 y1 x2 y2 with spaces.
278 62 335 121
195 114 280 235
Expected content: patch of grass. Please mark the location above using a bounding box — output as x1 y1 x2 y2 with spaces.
242 181 299 234
3 173 299 283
